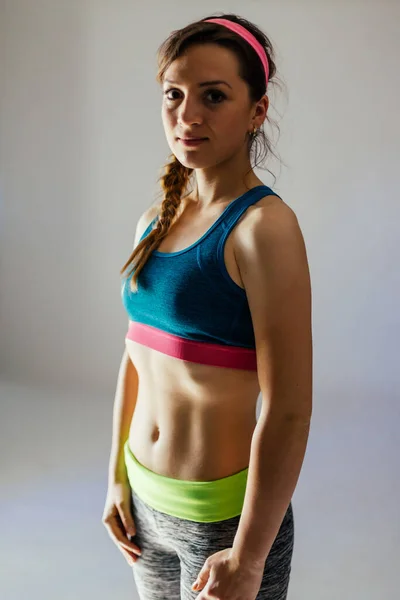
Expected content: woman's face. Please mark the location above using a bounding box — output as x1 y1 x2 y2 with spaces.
161 43 266 170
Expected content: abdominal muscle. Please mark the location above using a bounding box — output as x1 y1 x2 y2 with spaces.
126 342 261 482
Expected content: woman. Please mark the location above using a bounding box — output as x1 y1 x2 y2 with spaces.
102 13 313 600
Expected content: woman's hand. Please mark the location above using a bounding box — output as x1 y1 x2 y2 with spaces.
192 547 264 599
102 478 142 567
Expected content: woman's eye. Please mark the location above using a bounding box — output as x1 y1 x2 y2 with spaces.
206 90 226 104
164 89 179 101
164 89 226 104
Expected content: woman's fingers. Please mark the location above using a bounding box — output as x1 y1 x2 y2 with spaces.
117 500 137 538
115 503 142 556
103 514 142 562
117 544 139 566
116 529 142 556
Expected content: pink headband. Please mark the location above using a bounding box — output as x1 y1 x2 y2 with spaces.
204 18 269 87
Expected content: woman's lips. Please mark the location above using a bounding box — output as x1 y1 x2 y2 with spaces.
179 138 208 146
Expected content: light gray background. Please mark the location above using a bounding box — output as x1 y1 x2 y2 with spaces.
1 1 399 599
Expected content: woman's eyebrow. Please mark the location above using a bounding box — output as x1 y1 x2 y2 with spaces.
164 79 232 89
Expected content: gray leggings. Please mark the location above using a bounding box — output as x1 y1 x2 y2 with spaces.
129 489 294 599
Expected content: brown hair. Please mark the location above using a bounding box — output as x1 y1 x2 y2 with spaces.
121 12 285 292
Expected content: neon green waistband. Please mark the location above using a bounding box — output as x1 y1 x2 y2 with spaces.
123 441 248 523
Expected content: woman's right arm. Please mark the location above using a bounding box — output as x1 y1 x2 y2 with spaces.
102 207 160 565
107 202 160 484
107 347 139 485
103 347 142 564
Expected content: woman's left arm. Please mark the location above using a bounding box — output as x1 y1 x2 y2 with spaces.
231 200 313 568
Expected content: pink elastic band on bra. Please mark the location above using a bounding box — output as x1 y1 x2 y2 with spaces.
204 18 269 86
126 321 258 371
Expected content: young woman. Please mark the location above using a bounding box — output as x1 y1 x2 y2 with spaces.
102 13 313 600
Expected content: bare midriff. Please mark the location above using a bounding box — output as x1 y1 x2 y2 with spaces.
126 344 260 482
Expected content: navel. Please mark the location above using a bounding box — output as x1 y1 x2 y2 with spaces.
151 425 160 442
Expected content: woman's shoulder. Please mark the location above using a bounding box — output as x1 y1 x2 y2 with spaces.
133 204 159 249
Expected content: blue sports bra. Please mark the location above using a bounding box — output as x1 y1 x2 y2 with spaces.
121 185 281 370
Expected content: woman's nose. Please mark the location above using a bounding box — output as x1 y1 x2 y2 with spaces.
177 98 203 126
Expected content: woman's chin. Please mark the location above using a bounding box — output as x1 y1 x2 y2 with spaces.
175 151 216 170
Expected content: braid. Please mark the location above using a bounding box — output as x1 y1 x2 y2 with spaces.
121 155 193 292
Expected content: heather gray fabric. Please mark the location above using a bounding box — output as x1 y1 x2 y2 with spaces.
129 489 294 599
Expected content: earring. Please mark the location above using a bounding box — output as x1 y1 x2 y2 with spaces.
252 125 258 138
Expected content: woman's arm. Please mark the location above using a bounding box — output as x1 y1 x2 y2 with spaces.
107 206 157 485
107 347 139 484
231 201 313 566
